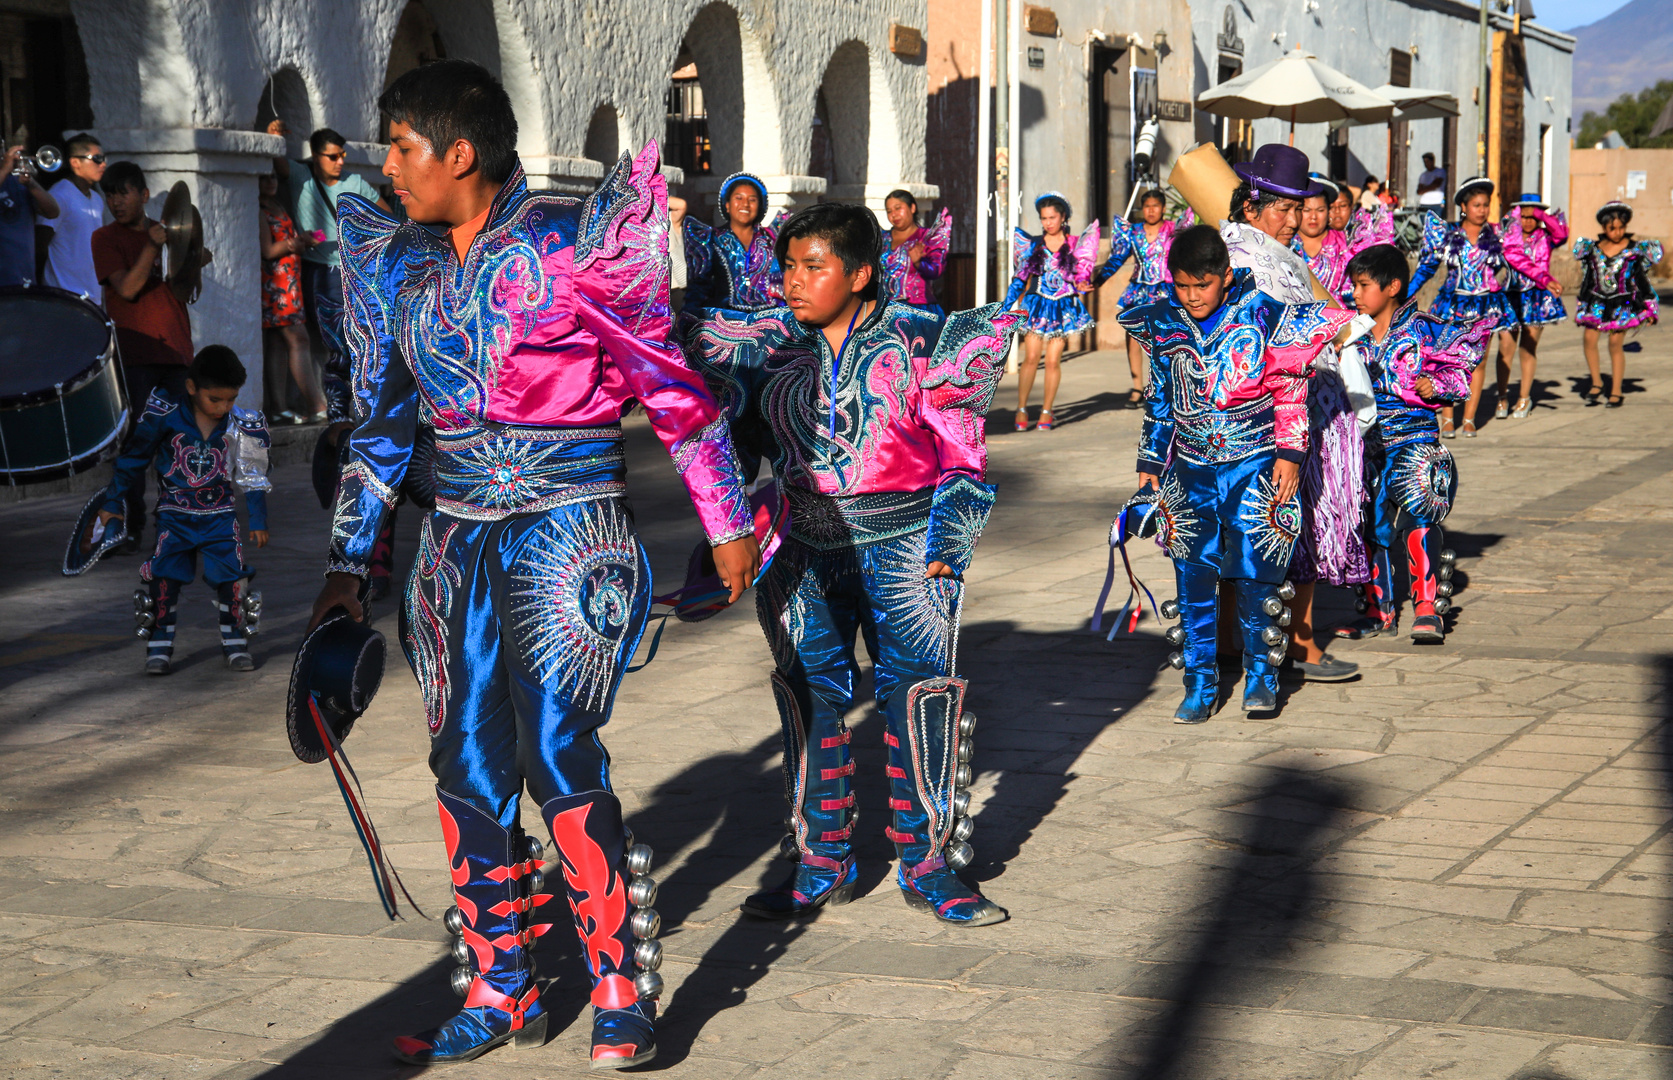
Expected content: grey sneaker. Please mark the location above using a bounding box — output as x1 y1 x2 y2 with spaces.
225 651 255 672
1292 654 1359 681
145 655 172 676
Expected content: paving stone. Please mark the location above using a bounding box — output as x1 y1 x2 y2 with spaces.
1280 973 1479 1022
1458 988 1646 1040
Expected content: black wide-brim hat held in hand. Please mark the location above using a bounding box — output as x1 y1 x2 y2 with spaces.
287 607 387 763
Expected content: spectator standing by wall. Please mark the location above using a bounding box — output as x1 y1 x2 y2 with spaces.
92 161 194 543
266 121 389 413
258 171 325 423
0 145 60 287
42 133 107 299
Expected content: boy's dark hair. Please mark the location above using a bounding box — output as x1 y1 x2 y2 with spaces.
1167 224 1231 279
309 127 347 156
65 132 100 157
188 345 247 391
885 188 917 209
99 161 145 196
775 203 884 302
1345 243 1410 301
378 60 519 185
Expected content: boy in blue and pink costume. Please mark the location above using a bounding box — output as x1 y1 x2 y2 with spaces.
1335 244 1497 644
312 62 756 1071
692 203 1017 927
1124 225 1353 722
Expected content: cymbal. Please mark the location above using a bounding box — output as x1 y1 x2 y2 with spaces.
161 181 200 280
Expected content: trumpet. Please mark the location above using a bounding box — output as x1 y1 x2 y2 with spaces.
11 144 62 180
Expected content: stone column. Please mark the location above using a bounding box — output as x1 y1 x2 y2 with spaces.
92 128 284 412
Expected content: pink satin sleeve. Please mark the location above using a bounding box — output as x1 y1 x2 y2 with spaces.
1272 369 1309 456
574 293 752 544
1500 227 1553 290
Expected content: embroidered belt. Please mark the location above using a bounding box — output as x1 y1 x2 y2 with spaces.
431 424 627 520
1173 400 1275 466
784 485 933 551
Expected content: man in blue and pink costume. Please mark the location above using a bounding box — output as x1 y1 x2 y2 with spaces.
308 61 759 1071
690 203 1018 927
1125 225 1354 722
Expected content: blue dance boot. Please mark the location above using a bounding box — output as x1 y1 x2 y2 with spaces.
886 680 1007 927
745 672 859 918
1171 562 1221 723
1337 545 1397 639
543 790 661 1071
1236 580 1284 714
394 790 552 1065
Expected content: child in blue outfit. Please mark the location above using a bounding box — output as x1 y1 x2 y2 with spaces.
90 346 271 674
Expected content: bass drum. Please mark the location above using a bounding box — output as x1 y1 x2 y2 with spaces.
0 286 129 483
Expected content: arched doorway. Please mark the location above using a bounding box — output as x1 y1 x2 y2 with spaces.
254 68 313 159
584 103 623 166
0 8 93 150
385 1 449 91
672 3 783 216
816 42 869 188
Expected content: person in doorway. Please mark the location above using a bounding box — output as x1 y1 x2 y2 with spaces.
1335 244 1492 644
41 133 105 297
1358 176 1383 211
1416 153 1447 209
689 201 1016 925
1222 144 1368 685
1496 193 1568 418
1409 176 1513 436
881 188 950 315
1096 188 1191 407
1126 224 1353 721
1004 192 1099 431
0 144 59 287
308 59 757 1070
258 171 326 423
93 161 196 544
267 120 391 418
1574 201 1662 408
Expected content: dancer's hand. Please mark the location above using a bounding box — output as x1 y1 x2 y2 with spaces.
249 529 269 548
1414 376 1438 402
926 561 955 578
713 535 762 603
1136 471 1160 491
1273 458 1301 503
310 571 364 631
83 510 123 553
1550 279 1564 296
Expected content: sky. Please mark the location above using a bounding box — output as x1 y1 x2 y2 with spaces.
1539 0 1632 30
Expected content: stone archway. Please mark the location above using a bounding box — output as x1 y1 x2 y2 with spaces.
583 103 624 166
678 2 782 180
253 67 313 157
816 41 869 187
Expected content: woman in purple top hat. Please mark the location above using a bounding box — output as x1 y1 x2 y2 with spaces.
1221 143 1369 686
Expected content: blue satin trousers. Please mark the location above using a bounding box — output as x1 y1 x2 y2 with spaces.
1159 453 1300 584
402 498 651 829
755 532 959 866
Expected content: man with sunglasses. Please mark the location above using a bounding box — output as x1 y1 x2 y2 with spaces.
41 132 105 299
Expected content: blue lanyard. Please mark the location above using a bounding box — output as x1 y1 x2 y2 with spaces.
828 301 865 437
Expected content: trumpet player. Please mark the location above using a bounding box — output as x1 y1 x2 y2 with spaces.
0 144 61 287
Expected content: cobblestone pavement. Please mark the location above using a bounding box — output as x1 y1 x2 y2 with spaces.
2 320 1672 1079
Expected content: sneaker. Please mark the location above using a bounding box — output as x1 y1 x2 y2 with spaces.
145 655 172 676
1333 614 1397 639
1291 654 1359 681
225 651 255 672
1410 614 1446 643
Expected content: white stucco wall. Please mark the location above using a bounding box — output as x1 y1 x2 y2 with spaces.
63 0 933 411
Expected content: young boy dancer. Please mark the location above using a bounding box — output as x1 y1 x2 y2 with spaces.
1124 225 1353 721
309 61 758 1069
89 346 269 674
690 203 1017 926
1335 245 1497 643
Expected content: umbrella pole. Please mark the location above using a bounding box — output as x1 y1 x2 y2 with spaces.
1289 106 1296 146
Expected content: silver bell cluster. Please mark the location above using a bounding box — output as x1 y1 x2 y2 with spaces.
1434 548 1456 615
243 590 263 636
944 710 977 870
624 838 663 1001
1262 584 1292 667
446 834 548 998
133 588 156 637
1162 597 1186 669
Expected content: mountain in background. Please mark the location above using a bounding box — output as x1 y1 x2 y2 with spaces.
1571 0 1673 121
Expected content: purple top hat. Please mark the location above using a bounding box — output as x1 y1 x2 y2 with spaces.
1231 144 1325 200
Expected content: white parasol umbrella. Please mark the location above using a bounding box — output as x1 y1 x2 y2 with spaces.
1197 48 1396 144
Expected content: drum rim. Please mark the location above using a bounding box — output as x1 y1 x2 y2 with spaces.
0 284 119 410
0 405 131 482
